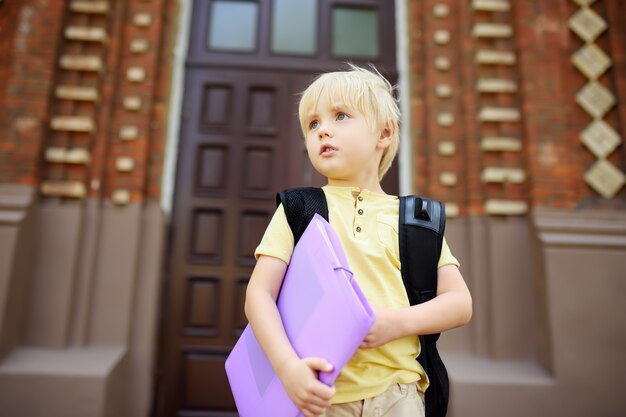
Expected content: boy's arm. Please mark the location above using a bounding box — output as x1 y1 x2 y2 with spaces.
361 264 472 348
244 255 335 417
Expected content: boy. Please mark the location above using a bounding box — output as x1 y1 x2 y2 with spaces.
244 65 472 417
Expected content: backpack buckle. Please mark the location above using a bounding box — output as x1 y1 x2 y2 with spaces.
414 198 431 221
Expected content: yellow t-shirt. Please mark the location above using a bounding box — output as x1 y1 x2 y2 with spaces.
254 185 460 404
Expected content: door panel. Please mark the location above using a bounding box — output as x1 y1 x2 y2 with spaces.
160 69 296 416
158 1 397 415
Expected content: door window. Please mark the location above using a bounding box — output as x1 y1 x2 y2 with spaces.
332 6 379 58
207 1 259 52
203 0 382 60
271 0 317 55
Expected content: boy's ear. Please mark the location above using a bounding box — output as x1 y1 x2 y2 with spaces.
377 121 395 149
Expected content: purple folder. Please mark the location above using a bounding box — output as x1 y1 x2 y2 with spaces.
225 214 375 417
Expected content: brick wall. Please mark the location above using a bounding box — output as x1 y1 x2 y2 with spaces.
409 0 625 213
2 0 622 210
0 0 174 204
0 0 66 185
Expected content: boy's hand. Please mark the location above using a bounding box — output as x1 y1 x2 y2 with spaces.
361 305 401 348
277 356 336 417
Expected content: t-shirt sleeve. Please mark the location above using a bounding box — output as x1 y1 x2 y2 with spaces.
254 203 294 264
438 237 460 268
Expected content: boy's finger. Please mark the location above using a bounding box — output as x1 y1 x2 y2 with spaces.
299 379 334 404
311 382 335 401
304 406 327 416
303 357 334 373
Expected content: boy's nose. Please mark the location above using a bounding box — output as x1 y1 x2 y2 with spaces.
318 125 332 139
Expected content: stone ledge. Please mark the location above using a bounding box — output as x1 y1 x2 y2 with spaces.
445 203 460 218
477 78 517 93
0 347 126 417
481 137 522 152
40 181 87 198
60 55 104 72
0 184 33 223
0 347 125 376
0 185 35 210
481 167 525 184
69 1 109 15
533 208 626 248
485 200 528 215
445 353 553 385
45 147 91 164
472 0 511 12
55 86 100 102
65 26 108 43
476 50 516 65
473 23 513 38
478 107 521 122
50 116 95 132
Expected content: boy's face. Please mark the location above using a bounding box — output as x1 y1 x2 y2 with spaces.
303 91 388 184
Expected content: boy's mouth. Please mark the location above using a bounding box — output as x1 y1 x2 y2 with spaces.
320 143 337 155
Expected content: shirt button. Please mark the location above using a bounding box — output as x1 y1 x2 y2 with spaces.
358 196 363 201
358 209 364 215
356 226 362 233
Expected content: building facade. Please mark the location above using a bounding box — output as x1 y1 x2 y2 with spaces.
0 1 624 416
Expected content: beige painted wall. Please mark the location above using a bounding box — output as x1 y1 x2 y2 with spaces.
442 209 626 416
1 186 625 417
0 196 165 417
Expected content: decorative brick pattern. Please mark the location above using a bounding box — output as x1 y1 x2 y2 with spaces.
584 159 625 198
471 0 527 215
38 1 111 198
103 0 171 203
570 0 625 198
422 1 463 217
26 0 173 203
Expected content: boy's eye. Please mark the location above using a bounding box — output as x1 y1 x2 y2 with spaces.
337 113 348 121
309 120 319 130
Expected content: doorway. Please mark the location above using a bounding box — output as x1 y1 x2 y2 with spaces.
157 1 398 415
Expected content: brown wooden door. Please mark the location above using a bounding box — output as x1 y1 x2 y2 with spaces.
157 1 397 416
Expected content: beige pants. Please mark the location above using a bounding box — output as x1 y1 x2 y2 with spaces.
321 382 425 417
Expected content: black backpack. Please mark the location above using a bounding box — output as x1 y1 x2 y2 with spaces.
277 187 449 417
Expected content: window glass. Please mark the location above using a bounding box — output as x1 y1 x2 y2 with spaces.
208 1 258 52
332 7 379 58
271 0 317 55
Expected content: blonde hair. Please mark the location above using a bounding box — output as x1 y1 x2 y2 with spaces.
298 64 400 179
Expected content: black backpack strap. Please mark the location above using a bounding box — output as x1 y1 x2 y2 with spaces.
399 196 448 417
276 187 328 245
399 196 446 306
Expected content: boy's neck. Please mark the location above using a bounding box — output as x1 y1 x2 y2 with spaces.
325 178 386 194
